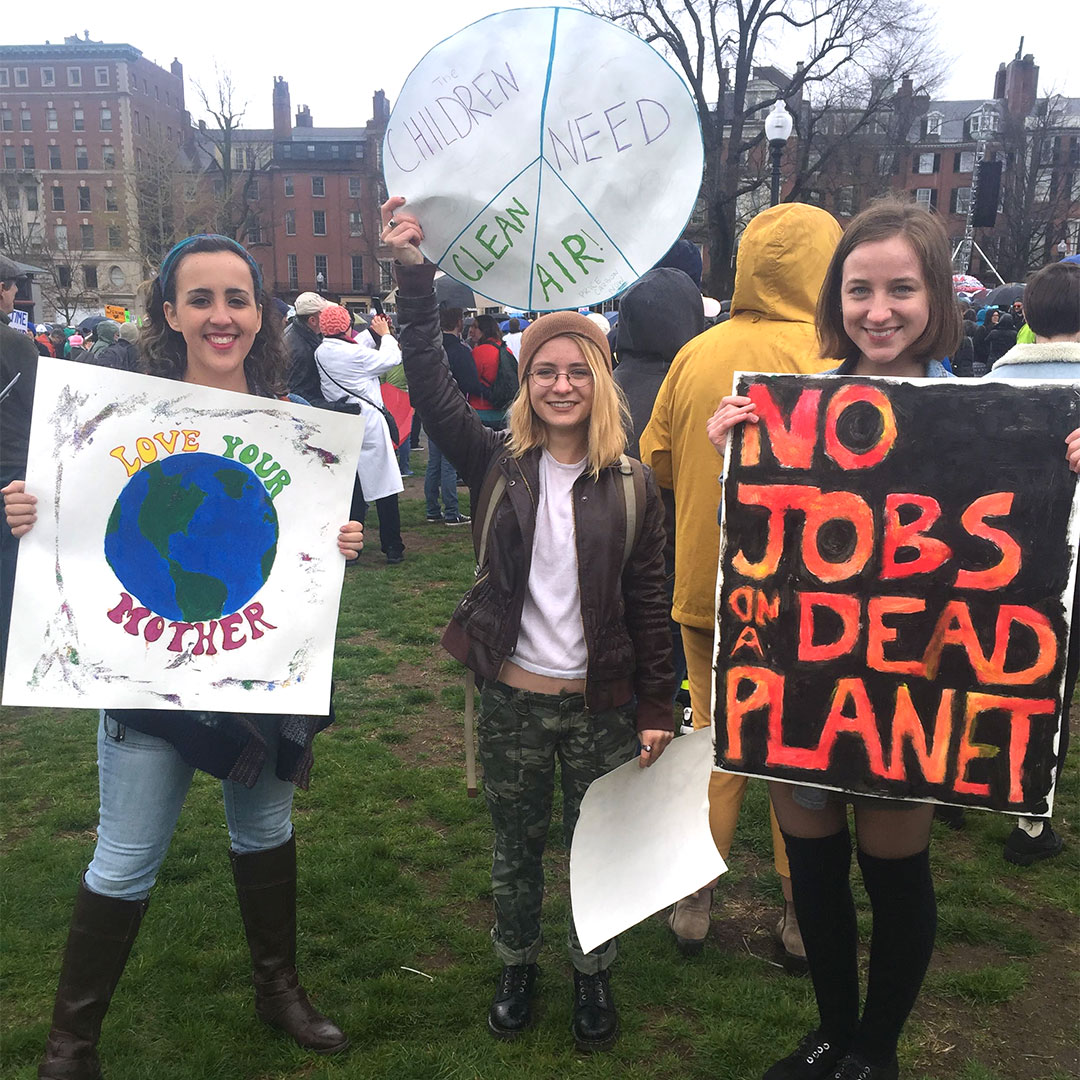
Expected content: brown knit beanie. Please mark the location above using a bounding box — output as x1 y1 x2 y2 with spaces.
517 311 612 380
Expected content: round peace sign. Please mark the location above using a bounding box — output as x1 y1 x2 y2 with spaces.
382 6 705 311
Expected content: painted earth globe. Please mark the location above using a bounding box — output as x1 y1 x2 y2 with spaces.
104 452 278 622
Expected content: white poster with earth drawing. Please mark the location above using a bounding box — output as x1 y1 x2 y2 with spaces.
3 360 364 714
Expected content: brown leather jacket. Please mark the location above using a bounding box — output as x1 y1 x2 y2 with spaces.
395 263 674 731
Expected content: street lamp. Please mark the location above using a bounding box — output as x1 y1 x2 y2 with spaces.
315 271 325 294
765 100 793 207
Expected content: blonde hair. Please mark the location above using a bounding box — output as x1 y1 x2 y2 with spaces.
506 334 629 478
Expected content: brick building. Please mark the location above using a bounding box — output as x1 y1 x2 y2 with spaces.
0 35 189 318
189 79 390 310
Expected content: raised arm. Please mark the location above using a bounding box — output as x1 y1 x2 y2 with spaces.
381 197 501 489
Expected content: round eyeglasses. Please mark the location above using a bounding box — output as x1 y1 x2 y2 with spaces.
528 367 594 387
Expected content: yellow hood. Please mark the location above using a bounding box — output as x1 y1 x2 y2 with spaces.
731 202 842 325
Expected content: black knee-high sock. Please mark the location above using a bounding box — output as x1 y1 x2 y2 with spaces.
781 829 859 1045
853 846 937 1065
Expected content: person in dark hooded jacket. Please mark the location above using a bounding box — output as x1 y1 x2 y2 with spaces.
612 266 705 726
986 312 1018 367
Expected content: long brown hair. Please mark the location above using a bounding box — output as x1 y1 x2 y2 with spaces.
816 195 962 365
140 236 287 395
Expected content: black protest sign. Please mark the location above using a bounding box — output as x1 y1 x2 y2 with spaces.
714 373 1079 815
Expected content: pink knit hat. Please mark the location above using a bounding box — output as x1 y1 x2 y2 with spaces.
69 334 84 347
319 304 351 337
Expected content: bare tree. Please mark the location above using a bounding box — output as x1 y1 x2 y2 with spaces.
0 199 100 323
980 93 1077 282
584 0 939 296
192 70 270 244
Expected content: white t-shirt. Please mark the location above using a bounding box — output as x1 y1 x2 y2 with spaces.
513 450 588 679
503 331 523 358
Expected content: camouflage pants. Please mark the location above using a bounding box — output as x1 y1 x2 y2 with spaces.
477 681 639 974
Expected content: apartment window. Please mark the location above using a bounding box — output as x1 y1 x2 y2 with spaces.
314 254 328 283
102 146 115 169
22 145 35 169
281 145 292 158
914 187 937 209
73 108 85 132
245 178 259 200
924 112 943 137
348 176 362 197
0 69 9 88
0 109 11 131
330 144 340 158
95 66 109 87
135 147 143 168
78 186 91 211
49 146 61 169
916 153 939 174
67 67 82 88
1 147 14 170
100 107 112 132
283 175 293 196
85 264 98 288
379 260 393 292
837 186 855 217
40 67 55 87
349 210 363 236
20 109 32 132
58 265 72 287
52 185 65 210
950 187 972 215
133 111 140 134
25 185 38 211
311 176 325 197
105 187 117 212
248 220 262 244
351 255 364 291
80 224 94 249
154 85 159 99
14 68 29 88
47 108 58 131
108 225 122 249
312 210 326 236
109 264 125 286
284 209 295 235
75 147 89 170
5 187 18 211
286 253 298 290
55 224 67 249
954 151 975 174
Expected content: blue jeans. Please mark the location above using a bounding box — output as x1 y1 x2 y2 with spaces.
84 713 295 900
424 439 459 519
397 439 413 476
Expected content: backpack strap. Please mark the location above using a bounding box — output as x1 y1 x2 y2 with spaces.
617 453 646 570
472 458 509 571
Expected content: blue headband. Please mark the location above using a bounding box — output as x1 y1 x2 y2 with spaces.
158 234 264 297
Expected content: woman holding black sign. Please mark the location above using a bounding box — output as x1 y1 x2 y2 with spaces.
709 198 1080 1080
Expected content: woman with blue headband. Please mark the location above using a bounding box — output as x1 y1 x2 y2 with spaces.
3 235 362 1077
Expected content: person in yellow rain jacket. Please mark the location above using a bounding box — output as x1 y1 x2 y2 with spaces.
639 202 842 964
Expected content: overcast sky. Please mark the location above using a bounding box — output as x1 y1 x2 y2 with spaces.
12 0 1074 129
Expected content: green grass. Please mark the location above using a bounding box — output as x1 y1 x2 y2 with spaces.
1 479 1077 1079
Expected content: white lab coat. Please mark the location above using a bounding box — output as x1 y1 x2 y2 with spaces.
315 332 404 501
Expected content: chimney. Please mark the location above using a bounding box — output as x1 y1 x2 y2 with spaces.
994 62 1007 100
1004 52 1039 117
273 76 291 142
295 104 313 128
171 59 183 80
372 89 390 125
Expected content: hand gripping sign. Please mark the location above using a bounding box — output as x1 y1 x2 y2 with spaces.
714 374 1080 817
3 361 364 714
383 6 704 311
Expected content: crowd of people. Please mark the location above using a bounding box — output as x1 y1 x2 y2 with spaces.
1 192 1079 1080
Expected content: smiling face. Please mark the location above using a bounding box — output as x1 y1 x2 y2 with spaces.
163 251 262 391
526 336 595 438
841 234 931 377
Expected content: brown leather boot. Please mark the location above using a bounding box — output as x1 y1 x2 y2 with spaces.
775 899 808 975
38 878 147 1080
667 886 714 956
229 834 349 1055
